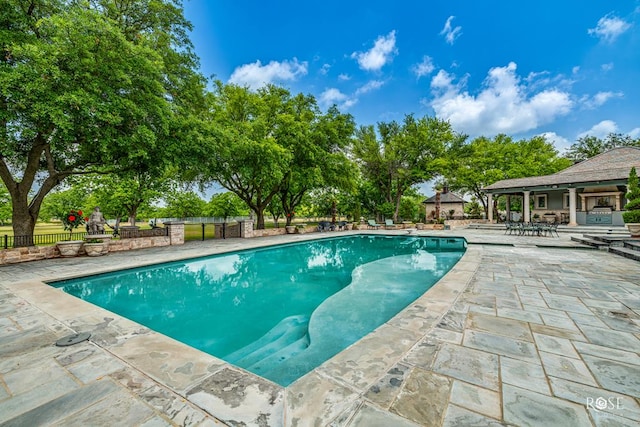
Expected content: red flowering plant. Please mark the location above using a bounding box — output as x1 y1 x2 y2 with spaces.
61 209 86 240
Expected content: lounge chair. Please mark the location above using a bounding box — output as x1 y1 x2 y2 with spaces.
384 219 401 229
317 221 333 232
367 219 383 229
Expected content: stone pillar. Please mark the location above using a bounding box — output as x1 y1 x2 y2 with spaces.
523 191 531 223
164 222 184 245
487 193 493 223
240 220 254 238
569 188 578 226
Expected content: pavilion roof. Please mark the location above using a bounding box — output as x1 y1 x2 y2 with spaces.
483 147 640 191
423 192 466 204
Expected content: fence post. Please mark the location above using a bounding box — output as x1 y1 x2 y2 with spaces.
201 223 205 241
3 235 7 249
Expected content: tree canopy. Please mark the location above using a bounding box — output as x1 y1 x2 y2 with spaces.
193 83 356 229
444 134 572 215
563 133 640 163
0 0 205 245
353 115 459 222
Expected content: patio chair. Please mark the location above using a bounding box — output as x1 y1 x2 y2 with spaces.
504 222 516 235
317 221 332 232
384 219 401 229
547 223 559 237
367 219 383 229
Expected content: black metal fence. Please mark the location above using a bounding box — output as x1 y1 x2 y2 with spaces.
3 232 88 249
119 227 169 239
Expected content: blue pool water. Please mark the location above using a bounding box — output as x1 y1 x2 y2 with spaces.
51 235 466 385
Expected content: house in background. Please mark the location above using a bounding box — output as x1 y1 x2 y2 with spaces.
423 187 466 221
482 147 640 226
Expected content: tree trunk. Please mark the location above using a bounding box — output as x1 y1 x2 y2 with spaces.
11 203 37 247
255 209 266 229
128 206 137 226
393 192 403 222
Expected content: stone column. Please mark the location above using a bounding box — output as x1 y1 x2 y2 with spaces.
569 188 578 226
523 191 531 223
580 194 587 212
487 193 493 223
240 220 254 238
164 222 184 245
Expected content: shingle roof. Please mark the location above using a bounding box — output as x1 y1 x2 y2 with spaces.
423 192 466 204
483 147 640 191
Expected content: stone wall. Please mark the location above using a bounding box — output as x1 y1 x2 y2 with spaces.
446 219 489 229
252 228 287 237
251 224 318 237
165 222 185 245
0 224 185 265
108 236 171 252
0 245 58 264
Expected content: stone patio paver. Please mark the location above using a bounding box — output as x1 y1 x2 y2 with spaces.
503 383 592 427
449 380 501 419
549 377 640 422
0 228 639 426
500 356 550 395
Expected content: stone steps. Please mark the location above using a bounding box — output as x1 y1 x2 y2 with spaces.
608 246 640 261
570 232 640 261
570 236 610 250
467 223 629 235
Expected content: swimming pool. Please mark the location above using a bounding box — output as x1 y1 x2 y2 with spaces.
52 235 466 386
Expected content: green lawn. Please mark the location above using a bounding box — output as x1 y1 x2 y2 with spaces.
0 221 153 237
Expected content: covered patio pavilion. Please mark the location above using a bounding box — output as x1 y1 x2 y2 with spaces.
483 147 640 226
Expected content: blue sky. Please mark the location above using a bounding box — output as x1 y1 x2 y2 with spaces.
182 0 639 153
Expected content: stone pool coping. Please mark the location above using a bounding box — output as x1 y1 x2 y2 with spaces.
3 231 478 425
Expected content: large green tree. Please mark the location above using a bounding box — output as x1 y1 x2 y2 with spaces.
277 103 356 226
206 192 249 221
198 83 291 229
88 170 170 226
162 190 206 218
353 115 459 222
196 83 355 229
0 0 205 245
444 134 572 216
564 133 640 163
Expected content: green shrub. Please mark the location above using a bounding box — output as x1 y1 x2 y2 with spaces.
622 210 640 223
623 167 640 223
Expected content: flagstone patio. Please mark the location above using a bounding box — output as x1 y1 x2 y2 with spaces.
1 229 639 426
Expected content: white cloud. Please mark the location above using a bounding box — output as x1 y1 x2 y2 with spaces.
228 58 308 90
577 120 619 139
539 131 572 152
582 91 623 109
629 127 640 139
601 62 614 72
355 80 385 96
572 66 580 74
588 14 631 43
319 88 356 110
440 16 462 45
319 63 331 75
351 31 397 71
338 73 351 81
428 62 573 136
412 56 435 79
320 81 383 110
